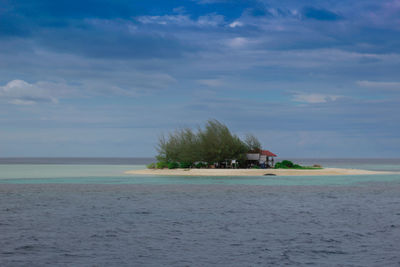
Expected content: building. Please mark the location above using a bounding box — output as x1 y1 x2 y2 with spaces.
246 150 277 168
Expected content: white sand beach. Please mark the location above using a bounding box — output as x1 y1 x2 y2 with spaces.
125 168 390 177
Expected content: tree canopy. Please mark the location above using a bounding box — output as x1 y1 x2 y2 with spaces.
156 119 261 167
244 134 262 152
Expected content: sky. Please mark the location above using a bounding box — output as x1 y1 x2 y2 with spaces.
1 0 400 158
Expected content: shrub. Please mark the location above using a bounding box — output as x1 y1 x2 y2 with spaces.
156 161 168 169
274 162 283 169
147 163 156 169
195 162 206 168
275 160 295 169
281 160 294 168
251 165 261 169
168 162 179 169
274 160 320 170
179 162 192 168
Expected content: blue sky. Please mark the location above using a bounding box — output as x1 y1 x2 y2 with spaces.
1 0 400 157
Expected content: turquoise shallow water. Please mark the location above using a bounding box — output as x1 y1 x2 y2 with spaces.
0 164 143 179
0 163 399 186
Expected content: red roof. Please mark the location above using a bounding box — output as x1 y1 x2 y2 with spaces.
260 150 277 157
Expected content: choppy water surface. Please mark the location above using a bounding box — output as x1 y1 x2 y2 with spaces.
1 158 400 266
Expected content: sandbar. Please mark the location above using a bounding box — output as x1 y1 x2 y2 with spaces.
125 168 391 177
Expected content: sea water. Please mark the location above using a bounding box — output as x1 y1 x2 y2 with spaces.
1 158 400 266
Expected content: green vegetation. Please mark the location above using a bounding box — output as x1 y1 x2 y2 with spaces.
168 162 179 169
155 119 260 168
146 163 156 169
245 134 262 152
274 160 322 170
179 162 192 168
194 162 206 168
148 123 322 171
156 161 168 169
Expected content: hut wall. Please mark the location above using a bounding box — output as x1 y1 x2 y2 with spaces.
246 153 260 161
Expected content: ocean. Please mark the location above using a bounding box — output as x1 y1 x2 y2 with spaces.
1 158 400 266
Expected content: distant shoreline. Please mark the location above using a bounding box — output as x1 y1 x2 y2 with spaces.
125 168 392 177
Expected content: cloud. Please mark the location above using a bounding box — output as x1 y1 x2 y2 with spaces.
292 93 342 104
229 21 244 28
136 13 225 27
302 7 342 21
0 79 68 105
227 37 250 48
1 0 400 157
357 80 400 89
197 13 225 26
136 15 192 25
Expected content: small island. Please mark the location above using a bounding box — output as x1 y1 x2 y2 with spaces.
126 120 389 176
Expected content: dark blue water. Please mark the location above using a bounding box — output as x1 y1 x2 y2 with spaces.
1 158 400 266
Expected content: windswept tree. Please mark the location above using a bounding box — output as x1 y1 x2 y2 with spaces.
198 120 248 164
244 134 261 152
174 128 200 164
156 119 260 167
156 134 168 162
156 128 199 164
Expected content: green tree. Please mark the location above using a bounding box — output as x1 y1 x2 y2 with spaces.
156 128 199 165
244 134 261 152
198 120 247 164
155 119 258 167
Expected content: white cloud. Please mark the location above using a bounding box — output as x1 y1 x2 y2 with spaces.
292 93 342 103
136 15 191 26
136 13 225 27
357 80 400 89
0 79 67 105
229 21 244 28
0 72 177 106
